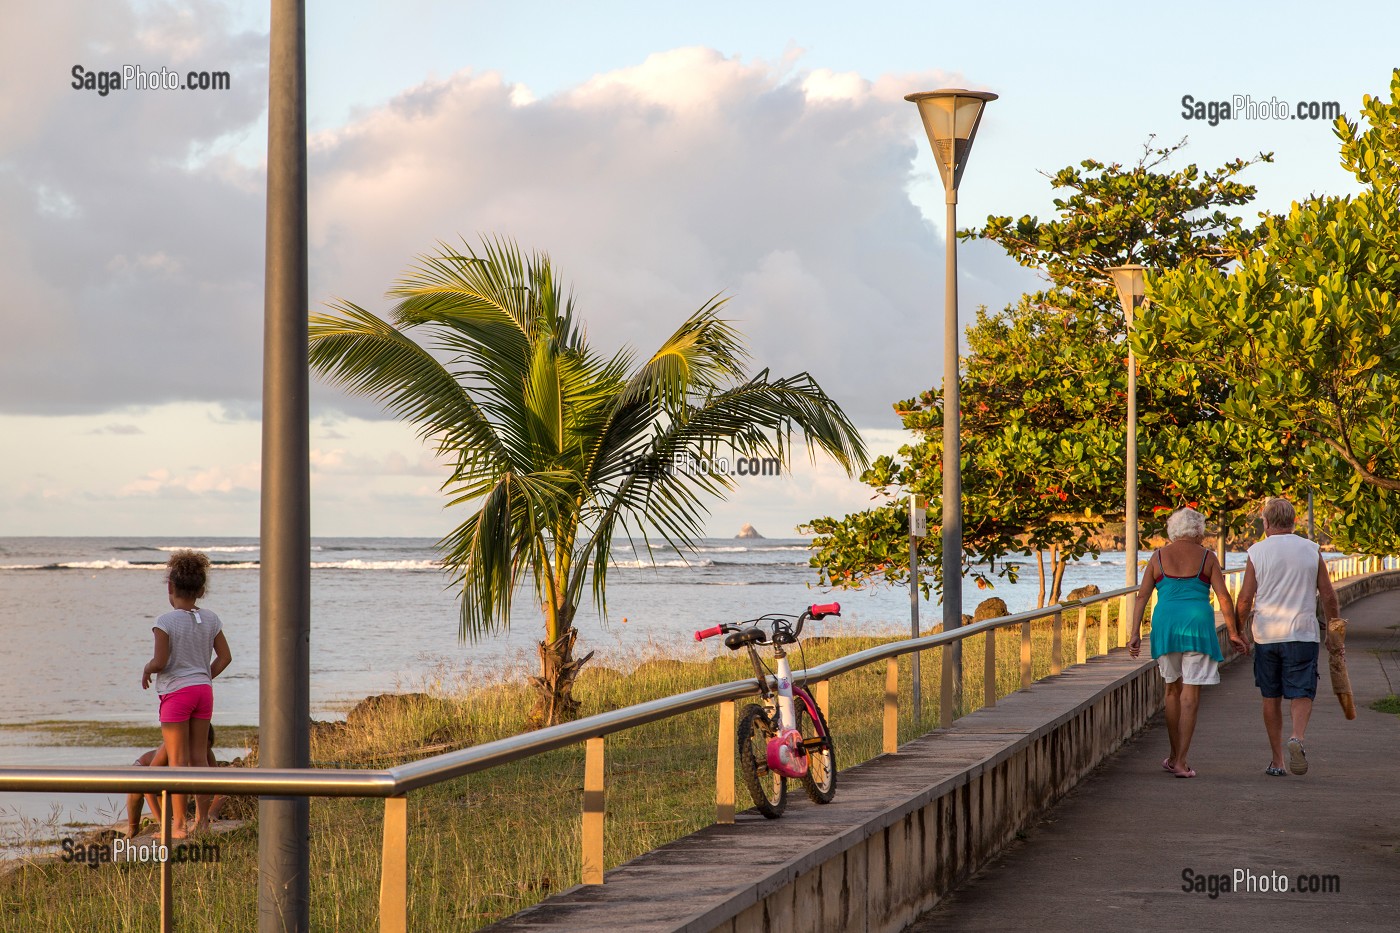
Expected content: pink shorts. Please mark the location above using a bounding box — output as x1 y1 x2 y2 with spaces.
158 684 214 723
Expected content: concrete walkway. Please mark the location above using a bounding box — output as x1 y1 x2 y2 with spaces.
906 589 1400 932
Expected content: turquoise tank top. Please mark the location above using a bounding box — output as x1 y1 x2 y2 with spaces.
1148 549 1224 661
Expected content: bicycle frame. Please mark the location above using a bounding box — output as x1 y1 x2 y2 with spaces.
695 603 840 784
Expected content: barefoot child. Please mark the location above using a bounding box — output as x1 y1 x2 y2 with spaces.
125 727 227 838
140 550 233 838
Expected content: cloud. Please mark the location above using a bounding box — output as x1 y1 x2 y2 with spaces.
88 423 144 435
117 461 260 498
4 17 1030 431
0 0 267 415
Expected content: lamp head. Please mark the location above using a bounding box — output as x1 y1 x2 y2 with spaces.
1107 263 1147 323
904 88 997 191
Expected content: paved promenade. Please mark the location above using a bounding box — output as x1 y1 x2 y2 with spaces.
907 589 1400 933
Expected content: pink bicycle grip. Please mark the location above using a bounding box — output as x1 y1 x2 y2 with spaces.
695 625 724 641
809 602 841 617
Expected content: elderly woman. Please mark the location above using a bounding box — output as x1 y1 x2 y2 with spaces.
1127 508 1246 778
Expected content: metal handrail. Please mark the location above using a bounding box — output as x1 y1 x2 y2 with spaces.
2 552 1390 933
0 554 1368 798
0 583 1137 799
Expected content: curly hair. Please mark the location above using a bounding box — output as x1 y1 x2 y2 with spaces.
1166 507 1206 541
166 549 211 599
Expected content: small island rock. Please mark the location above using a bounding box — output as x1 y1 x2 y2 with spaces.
736 523 764 539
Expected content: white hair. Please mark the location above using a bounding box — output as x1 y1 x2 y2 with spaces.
1166 507 1206 541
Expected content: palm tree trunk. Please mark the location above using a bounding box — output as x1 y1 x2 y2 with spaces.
527 602 594 728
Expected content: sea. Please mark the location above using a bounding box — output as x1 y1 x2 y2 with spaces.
0 535 1149 844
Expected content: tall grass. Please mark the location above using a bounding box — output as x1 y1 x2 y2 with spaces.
1 604 1146 931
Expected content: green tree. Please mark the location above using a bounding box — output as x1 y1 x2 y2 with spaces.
1145 71 1400 554
807 141 1292 604
310 238 867 726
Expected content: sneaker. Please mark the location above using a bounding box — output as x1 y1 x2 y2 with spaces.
1287 737 1308 775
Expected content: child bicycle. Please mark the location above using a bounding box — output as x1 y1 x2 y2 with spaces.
694 603 840 818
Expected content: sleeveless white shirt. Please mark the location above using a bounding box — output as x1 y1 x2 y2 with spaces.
1247 534 1322 644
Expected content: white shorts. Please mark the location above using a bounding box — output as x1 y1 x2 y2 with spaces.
1157 651 1220 686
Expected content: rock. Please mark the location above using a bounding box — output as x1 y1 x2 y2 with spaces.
973 597 1009 622
961 614 974 627
345 692 433 728
1066 584 1101 602
737 523 764 539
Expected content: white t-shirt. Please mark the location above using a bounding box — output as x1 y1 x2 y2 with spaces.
153 608 223 694
1247 534 1322 644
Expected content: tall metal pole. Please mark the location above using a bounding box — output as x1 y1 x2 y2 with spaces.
260 1 311 930
942 190 963 714
910 530 921 722
1125 335 1138 591
1307 490 1315 539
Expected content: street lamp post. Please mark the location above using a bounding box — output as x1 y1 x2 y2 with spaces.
906 88 996 719
1108 264 1146 597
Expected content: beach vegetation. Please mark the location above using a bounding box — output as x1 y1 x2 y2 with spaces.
308 237 867 726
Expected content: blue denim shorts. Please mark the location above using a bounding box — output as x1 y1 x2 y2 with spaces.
1253 641 1319 700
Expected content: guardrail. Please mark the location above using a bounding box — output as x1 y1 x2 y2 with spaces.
2 553 1393 932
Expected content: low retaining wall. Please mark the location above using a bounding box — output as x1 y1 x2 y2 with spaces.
484 568 1399 933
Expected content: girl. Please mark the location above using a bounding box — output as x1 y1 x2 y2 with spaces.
141 549 233 836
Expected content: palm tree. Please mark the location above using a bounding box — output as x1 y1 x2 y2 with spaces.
309 237 867 726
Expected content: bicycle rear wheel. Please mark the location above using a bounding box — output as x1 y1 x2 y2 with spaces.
795 696 836 804
737 703 786 818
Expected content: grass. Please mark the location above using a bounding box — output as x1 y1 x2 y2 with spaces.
1370 695 1400 716
1 603 1143 930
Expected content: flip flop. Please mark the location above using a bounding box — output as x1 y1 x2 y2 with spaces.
1162 758 1176 772
1173 768 1197 779
1265 765 1287 777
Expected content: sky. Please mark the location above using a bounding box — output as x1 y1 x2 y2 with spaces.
1 0 1394 538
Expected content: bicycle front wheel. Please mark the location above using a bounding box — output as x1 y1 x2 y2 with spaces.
737 703 786 818
796 696 836 804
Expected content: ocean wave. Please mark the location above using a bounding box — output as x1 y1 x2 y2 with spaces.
310 559 440 571
610 559 717 569
155 545 261 553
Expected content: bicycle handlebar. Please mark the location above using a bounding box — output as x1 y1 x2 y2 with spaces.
693 603 842 644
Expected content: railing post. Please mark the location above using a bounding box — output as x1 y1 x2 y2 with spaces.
984 630 996 708
582 737 605 884
160 789 173 933
814 680 829 721
1099 601 1110 656
1020 619 1032 689
884 659 899 753
379 796 407 933
1076 606 1088 665
715 702 735 824
1119 593 1132 647
940 639 956 727
1051 609 1063 675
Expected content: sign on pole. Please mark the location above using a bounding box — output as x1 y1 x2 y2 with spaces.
909 494 927 537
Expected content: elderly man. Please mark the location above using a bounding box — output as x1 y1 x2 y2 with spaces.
1235 497 1340 776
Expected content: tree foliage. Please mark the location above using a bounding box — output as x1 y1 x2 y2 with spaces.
1145 70 1400 553
806 141 1295 605
310 237 867 724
